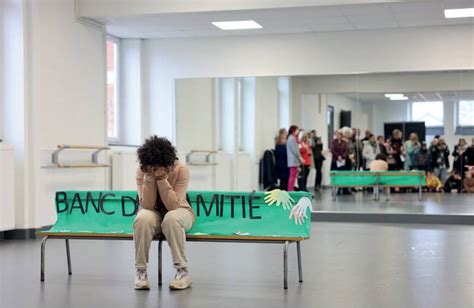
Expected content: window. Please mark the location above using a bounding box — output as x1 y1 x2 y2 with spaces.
239 77 256 153
456 100 474 134
217 78 256 153
411 101 444 135
106 38 119 141
217 78 235 152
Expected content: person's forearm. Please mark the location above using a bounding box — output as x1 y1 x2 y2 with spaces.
156 179 180 211
139 174 158 210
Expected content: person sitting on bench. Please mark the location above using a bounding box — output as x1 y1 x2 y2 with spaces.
370 153 389 197
134 135 195 290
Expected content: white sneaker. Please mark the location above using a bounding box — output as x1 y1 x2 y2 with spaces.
134 267 150 290
169 268 192 290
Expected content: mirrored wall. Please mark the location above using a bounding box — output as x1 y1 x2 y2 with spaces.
174 70 474 216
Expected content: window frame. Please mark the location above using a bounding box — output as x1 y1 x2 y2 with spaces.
455 100 474 135
106 35 121 144
410 101 444 136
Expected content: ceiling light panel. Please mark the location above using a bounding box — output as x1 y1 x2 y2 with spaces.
212 20 263 30
444 8 474 18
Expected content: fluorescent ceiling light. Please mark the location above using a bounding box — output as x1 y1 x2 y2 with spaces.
385 93 405 98
212 20 262 30
390 96 409 101
444 8 474 18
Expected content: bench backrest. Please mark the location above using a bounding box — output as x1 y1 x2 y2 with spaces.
47 190 312 239
330 171 425 186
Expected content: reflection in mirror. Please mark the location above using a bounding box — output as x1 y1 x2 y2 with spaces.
173 70 474 217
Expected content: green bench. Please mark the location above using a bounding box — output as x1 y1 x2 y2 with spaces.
37 190 312 289
330 171 426 201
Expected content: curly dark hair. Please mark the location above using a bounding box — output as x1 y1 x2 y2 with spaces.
137 135 177 172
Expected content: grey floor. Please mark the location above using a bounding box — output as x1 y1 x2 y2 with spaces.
312 189 474 215
1 222 473 308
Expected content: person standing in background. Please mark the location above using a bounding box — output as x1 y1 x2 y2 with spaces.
403 133 421 170
298 133 312 192
274 129 290 191
310 130 325 191
417 142 429 170
331 130 350 194
452 138 468 178
341 127 354 170
428 138 439 170
362 134 380 170
389 129 404 171
377 136 388 156
430 138 450 183
350 128 363 171
361 129 372 143
465 138 474 166
331 130 349 171
286 125 302 192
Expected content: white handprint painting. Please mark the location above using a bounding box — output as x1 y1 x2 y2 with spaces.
289 197 312 225
264 189 295 210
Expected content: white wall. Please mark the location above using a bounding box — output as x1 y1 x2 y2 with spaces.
138 25 474 139
0 3 4 141
29 0 107 228
78 0 391 17
1 0 27 229
0 0 108 229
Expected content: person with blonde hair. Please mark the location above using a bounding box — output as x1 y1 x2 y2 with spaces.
404 132 421 170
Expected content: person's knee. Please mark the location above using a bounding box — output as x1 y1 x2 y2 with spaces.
161 210 182 229
134 209 156 230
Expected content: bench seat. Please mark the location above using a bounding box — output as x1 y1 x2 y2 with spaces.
38 190 312 289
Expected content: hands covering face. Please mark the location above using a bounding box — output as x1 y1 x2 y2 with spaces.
153 167 168 179
143 165 169 180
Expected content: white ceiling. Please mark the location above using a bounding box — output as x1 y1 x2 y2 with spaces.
98 1 474 38
343 91 474 104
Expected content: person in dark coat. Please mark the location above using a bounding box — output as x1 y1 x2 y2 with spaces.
430 138 450 183
310 129 325 191
377 136 388 156
389 129 404 171
465 138 474 166
452 138 468 178
331 130 349 171
274 129 290 190
260 150 277 190
443 169 462 193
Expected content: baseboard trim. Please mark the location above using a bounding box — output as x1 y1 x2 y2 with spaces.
311 211 474 225
0 225 52 240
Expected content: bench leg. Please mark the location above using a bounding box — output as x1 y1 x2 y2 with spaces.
332 187 336 201
40 236 48 281
296 241 303 283
283 240 289 289
418 185 422 201
65 239 72 275
158 238 163 286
